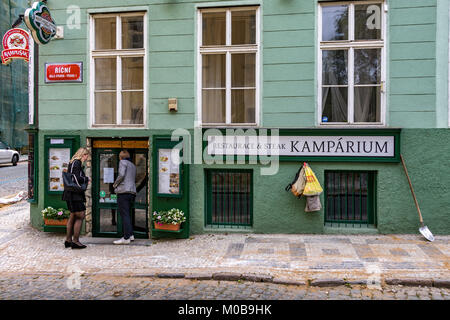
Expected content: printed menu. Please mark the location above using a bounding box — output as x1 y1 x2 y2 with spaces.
158 148 180 195
49 148 71 191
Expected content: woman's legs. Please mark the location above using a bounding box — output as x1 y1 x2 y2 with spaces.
65 212 76 242
72 211 86 244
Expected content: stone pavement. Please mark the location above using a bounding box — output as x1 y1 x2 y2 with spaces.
0 201 449 294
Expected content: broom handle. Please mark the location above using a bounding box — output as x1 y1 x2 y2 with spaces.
400 154 424 225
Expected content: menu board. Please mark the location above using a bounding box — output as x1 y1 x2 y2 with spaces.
48 148 71 191
158 148 180 195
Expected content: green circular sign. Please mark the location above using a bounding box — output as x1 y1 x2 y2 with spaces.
24 1 56 45
99 191 106 198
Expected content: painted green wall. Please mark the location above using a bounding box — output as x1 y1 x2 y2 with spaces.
37 0 447 129
189 129 450 235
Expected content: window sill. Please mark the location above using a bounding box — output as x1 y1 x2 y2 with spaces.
90 125 146 129
318 123 386 128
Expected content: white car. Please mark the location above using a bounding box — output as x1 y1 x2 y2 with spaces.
0 141 20 166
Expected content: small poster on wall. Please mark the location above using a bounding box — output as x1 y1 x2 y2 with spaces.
158 149 180 195
48 148 70 191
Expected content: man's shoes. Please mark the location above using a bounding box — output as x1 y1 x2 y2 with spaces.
113 237 130 245
129 235 135 241
71 242 87 249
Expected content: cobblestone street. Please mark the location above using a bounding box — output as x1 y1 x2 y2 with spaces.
0 273 448 300
0 161 27 198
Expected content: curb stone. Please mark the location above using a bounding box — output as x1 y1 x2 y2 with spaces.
310 279 346 287
212 272 242 281
433 280 450 289
241 274 274 283
385 278 433 287
185 273 213 280
273 278 307 286
157 273 185 279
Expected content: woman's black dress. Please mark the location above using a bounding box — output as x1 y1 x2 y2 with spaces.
62 159 89 212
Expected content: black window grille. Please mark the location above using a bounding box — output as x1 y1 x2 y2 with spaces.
206 170 252 228
325 171 376 226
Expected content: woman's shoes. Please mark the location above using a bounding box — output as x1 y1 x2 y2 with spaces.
71 242 87 249
64 241 72 248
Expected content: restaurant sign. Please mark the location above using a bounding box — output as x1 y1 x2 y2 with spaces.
1 28 29 65
24 1 56 45
206 131 400 162
45 62 83 83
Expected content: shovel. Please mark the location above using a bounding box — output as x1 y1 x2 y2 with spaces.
400 155 435 242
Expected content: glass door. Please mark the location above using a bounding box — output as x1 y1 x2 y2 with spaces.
92 148 149 238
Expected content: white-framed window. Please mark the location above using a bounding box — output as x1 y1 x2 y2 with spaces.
90 12 147 127
318 1 386 125
197 6 260 126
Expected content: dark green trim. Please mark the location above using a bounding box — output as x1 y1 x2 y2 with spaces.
151 136 190 239
26 129 39 203
44 136 79 196
203 128 401 163
91 147 149 239
153 136 183 198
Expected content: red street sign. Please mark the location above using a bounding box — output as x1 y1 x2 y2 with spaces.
45 62 83 83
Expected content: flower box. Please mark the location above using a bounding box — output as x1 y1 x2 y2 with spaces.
154 222 181 231
44 218 68 226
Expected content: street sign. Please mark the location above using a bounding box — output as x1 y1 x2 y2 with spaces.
45 62 83 83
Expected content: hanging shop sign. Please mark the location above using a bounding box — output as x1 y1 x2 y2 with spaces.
24 1 56 45
1 28 30 65
206 129 401 162
45 62 83 83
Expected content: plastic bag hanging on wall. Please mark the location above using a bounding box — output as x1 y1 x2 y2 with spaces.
302 163 323 196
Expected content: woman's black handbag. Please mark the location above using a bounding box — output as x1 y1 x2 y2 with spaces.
62 162 88 192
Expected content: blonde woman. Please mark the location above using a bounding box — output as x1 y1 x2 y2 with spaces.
62 147 90 249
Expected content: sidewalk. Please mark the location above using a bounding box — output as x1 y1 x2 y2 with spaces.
0 201 449 288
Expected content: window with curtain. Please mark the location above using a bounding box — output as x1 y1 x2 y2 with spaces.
199 7 259 125
91 13 145 126
320 1 384 124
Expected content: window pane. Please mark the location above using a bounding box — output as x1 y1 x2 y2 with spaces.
122 16 144 49
202 89 225 123
95 17 116 49
122 91 144 124
202 12 226 46
355 4 382 40
231 53 255 88
322 87 348 123
95 92 116 124
322 50 348 85
95 58 116 90
202 54 226 88
354 86 381 122
232 10 256 45
231 89 255 123
354 49 381 85
322 5 348 41
122 57 143 90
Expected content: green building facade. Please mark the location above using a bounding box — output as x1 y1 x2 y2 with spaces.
28 0 450 237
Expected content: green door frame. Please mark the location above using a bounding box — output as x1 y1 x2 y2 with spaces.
92 147 149 238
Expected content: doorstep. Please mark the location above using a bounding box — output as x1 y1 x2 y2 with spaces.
78 237 153 246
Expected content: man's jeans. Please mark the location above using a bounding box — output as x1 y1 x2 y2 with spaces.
117 193 135 240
